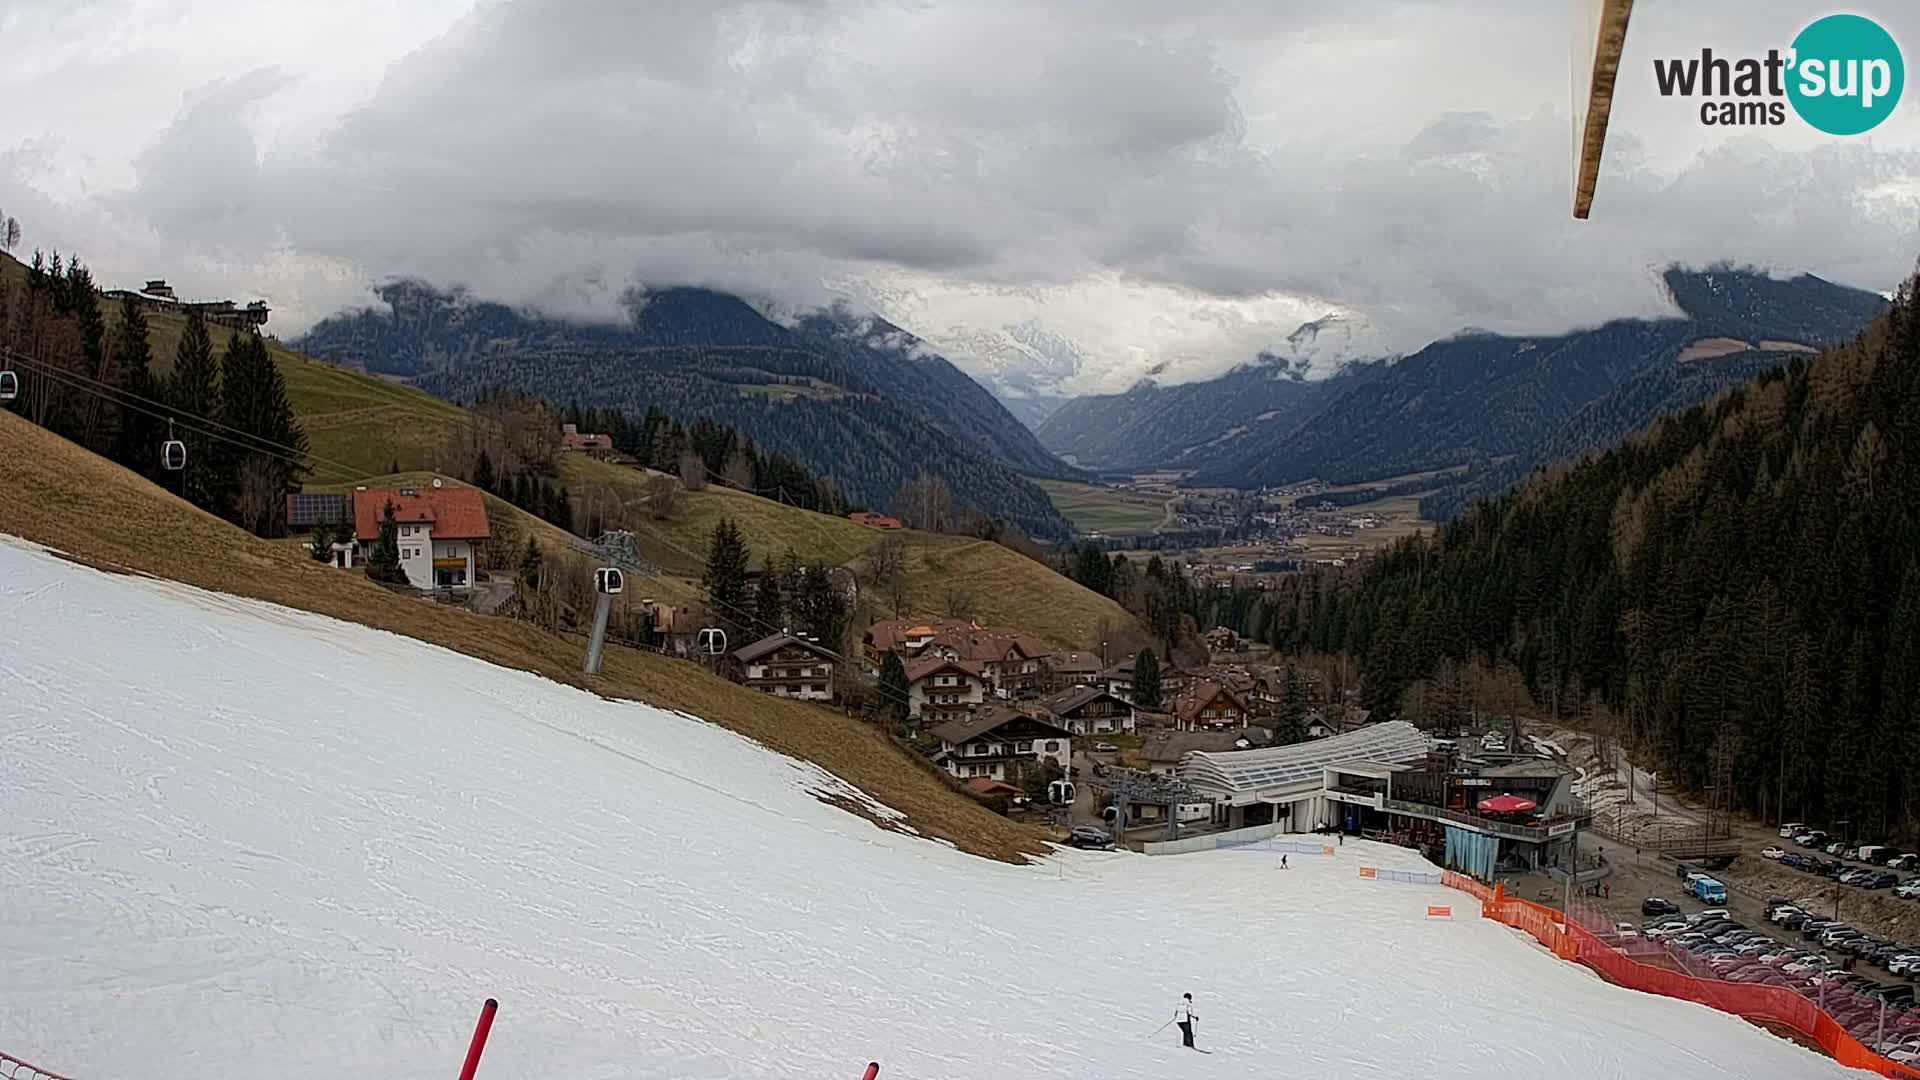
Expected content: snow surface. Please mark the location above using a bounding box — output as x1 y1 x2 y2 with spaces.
0 538 1857 1079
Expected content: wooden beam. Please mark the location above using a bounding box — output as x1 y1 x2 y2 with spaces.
1573 0 1636 219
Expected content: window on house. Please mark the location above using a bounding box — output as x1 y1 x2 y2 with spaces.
1044 741 1060 752
1016 741 1032 753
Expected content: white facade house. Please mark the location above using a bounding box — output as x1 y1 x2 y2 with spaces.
352 484 490 591
929 708 1072 782
905 659 988 722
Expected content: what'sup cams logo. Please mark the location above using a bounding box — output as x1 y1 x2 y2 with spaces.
1654 13 1903 134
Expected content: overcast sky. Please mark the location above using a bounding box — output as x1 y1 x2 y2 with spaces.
4 0 1918 397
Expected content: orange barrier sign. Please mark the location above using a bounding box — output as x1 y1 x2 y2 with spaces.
1322 846 1336 856
1359 867 1377 879
1426 905 1453 919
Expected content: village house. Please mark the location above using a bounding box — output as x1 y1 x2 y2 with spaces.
102 278 271 329
1171 679 1252 733
730 633 838 701
862 618 1051 696
847 511 903 530
1039 686 1136 737
1044 651 1104 690
638 601 711 658
1101 659 1135 703
559 423 614 454
904 657 988 723
351 484 488 590
929 706 1072 783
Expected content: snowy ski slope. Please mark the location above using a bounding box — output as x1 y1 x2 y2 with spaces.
0 538 1856 1079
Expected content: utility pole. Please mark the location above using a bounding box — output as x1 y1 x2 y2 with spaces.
1565 822 1579 917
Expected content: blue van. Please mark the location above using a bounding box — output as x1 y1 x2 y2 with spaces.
1693 877 1727 903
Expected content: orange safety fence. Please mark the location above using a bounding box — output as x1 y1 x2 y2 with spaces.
1441 876 1920 1078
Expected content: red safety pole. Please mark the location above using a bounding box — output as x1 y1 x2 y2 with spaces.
862 1063 880 1080
457 998 499 1080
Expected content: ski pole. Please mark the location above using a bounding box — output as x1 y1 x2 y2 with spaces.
1148 1018 1174 1039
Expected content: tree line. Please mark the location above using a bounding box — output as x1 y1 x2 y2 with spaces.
1 250 306 536
702 516 851 652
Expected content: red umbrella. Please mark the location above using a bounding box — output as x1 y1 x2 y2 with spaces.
1478 793 1537 813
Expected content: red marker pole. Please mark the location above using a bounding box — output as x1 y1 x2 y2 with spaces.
861 1063 880 1080
457 998 499 1080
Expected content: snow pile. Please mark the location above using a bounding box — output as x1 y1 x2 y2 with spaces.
0 539 1854 1079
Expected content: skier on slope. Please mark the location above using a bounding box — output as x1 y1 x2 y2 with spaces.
1174 992 1200 1050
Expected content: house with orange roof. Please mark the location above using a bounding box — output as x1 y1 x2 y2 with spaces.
351 482 490 591
847 511 902 530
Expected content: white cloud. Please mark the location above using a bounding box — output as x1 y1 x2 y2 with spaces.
3 0 1917 397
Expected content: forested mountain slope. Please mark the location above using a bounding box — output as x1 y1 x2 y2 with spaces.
1280 273 1920 836
1184 269 1885 493
1035 360 1377 473
295 283 1076 539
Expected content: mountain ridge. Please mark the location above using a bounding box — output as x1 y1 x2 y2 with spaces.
294 282 1080 540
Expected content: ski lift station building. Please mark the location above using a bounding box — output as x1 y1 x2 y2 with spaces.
1179 720 1589 877
1179 720 1433 833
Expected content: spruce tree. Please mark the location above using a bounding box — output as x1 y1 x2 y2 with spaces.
474 449 496 492
753 556 785 634
309 521 334 562
703 517 751 638
795 560 850 652
364 502 409 586
877 651 910 731
517 537 544 590
166 312 228 513
108 295 161 478
1133 648 1163 710
1277 664 1308 745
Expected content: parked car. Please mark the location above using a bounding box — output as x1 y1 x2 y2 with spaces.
1869 872 1899 890
1677 862 1702 882
1642 897 1681 917
1781 821 1809 838
1894 854 1920 872
1066 825 1113 850
1764 895 1793 914
1828 841 1849 855
1798 830 1829 847
1762 846 1786 860
1864 845 1902 865
1782 912 1813 931
1768 905 1803 924
1093 742 1119 753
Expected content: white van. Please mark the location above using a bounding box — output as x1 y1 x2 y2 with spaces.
1779 821 1808 838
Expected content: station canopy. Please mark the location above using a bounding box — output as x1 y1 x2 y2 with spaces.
1181 720 1431 796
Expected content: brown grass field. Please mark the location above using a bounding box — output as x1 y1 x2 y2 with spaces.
0 409 1044 863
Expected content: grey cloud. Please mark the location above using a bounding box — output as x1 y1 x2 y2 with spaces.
10 0 1920 393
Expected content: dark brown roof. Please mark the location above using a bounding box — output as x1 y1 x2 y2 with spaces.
1047 651 1103 674
904 657 985 684
1144 727 1272 762
733 633 837 664
1041 686 1130 717
930 705 1072 747
1173 680 1250 723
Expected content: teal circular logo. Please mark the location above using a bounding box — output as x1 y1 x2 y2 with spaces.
1787 14 1904 135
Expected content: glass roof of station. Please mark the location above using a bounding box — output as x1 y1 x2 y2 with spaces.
1182 721 1430 793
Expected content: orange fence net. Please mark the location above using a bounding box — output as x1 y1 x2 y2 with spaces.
1441 876 1920 1078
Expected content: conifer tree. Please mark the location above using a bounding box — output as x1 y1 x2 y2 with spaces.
1277 664 1308 745
166 312 228 513
108 295 161 478
474 449 496 492
753 554 785 633
1133 648 1163 710
876 651 910 731
365 502 409 586
703 517 751 639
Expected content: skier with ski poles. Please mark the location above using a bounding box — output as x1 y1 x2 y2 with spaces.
1174 992 1201 1051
